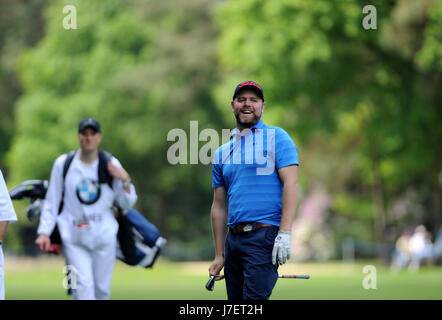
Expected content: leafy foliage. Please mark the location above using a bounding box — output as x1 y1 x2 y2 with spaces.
7 0 223 243
2 0 441 256
214 0 442 242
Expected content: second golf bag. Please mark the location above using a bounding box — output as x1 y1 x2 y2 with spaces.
116 207 166 268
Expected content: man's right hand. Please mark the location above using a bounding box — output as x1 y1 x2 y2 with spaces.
208 255 225 280
35 234 51 252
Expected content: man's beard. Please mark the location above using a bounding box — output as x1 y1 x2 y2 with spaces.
235 112 260 129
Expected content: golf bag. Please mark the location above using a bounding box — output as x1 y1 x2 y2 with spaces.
9 179 63 254
9 153 166 269
8 179 48 221
116 207 167 268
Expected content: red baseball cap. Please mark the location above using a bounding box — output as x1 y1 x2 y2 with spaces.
232 81 264 101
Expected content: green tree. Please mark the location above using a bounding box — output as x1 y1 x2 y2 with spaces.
9 0 223 248
0 0 46 172
214 0 442 246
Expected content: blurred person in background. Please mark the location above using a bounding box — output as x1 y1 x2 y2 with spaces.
408 225 434 273
390 228 412 273
0 169 18 300
434 227 442 264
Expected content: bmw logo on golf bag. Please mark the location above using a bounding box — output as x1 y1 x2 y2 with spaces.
76 178 101 205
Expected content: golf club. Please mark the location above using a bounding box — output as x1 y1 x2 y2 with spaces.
205 274 310 291
278 274 310 279
205 275 216 291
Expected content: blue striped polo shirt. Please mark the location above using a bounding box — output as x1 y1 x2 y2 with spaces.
212 120 299 227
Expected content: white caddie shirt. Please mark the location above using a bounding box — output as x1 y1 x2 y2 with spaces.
37 151 137 244
0 169 17 224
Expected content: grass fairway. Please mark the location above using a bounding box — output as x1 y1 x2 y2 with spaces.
3 256 442 300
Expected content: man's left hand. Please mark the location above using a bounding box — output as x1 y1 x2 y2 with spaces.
107 162 130 182
272 231 291 265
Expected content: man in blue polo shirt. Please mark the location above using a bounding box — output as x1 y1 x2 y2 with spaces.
208 81 299 300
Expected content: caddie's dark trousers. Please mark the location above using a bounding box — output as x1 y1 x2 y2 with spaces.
224 226 279 300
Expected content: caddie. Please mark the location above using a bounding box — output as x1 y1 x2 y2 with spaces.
35 118 137 300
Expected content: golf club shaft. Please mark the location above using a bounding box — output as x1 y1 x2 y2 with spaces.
278 274 310 279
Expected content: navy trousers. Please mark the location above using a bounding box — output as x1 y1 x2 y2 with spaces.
224 226 279 300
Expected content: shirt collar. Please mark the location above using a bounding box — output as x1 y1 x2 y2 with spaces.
253 119 265 130
73 150 99 169
231 119 265 138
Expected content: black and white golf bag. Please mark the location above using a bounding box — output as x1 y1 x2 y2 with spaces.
116 207 167 268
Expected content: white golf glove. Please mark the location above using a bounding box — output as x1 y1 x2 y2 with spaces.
272 231 291 265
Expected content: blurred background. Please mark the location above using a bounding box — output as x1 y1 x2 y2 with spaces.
0 0 441 298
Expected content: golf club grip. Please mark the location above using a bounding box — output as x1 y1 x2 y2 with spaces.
205 276 215 291
278 274 310 279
